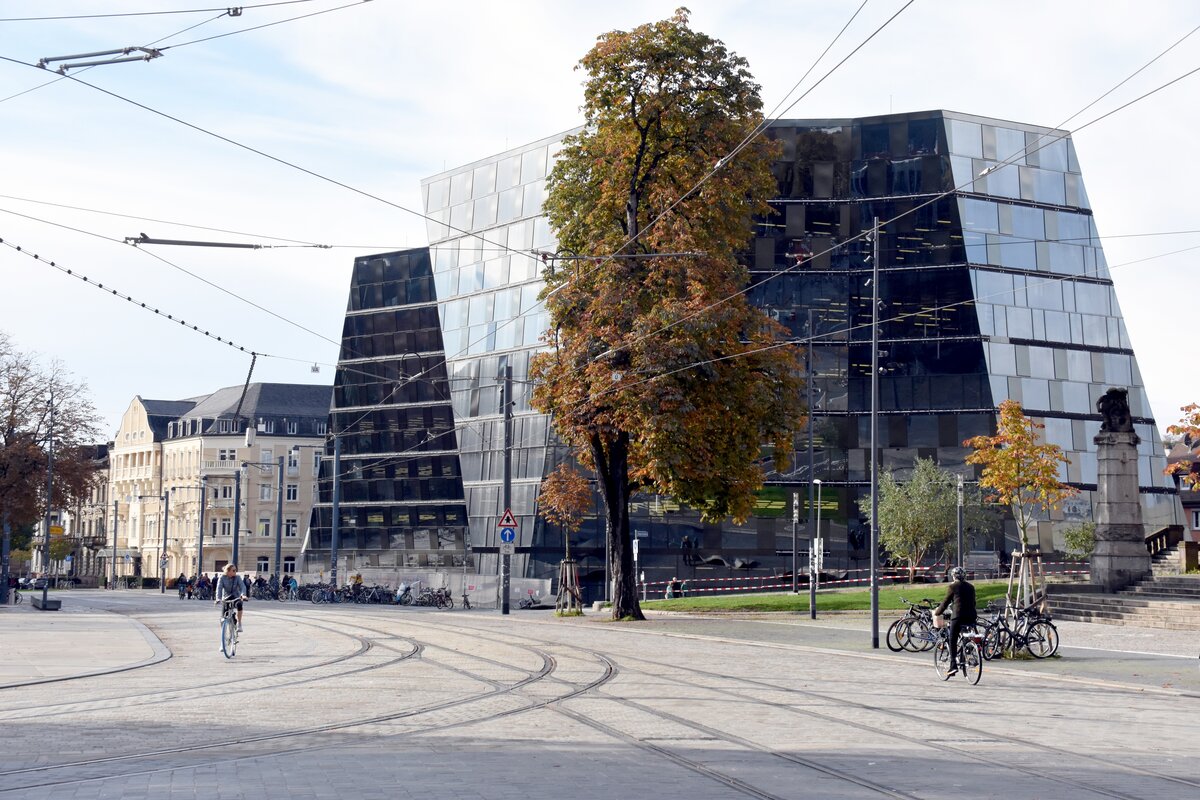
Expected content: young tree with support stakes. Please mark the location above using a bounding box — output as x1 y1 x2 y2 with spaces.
860 458 956 583
965 399 1075 613
531 9 803 621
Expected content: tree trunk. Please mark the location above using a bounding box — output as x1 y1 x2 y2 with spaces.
593 431 643 620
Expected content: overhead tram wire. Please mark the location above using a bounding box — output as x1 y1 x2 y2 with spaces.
0 0 912 422
155 0 375 51
0 59 546 275
0 1 323 22
538 0 916 301
0 234 265 357
599 44 1200 361
0 205 351 355
0 9 232 104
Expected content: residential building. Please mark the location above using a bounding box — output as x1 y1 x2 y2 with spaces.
66 443 111 580
311 110 1179 594
107 384 331 581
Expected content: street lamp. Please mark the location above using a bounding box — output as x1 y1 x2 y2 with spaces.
168 483 206 577
811 478 822 619
136 493 168 593
956 474 965 570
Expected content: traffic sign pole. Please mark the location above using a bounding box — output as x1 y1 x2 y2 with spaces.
501 365 512 615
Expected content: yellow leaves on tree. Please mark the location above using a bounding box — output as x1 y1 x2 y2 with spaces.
963 399 1075 548
1164 403 1200 487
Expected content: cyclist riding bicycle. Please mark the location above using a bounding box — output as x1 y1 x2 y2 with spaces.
933 566 976 675
214 563 248 633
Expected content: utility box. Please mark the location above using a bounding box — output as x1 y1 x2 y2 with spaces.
32 595 61 611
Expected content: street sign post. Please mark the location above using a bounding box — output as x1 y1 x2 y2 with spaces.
497 509 517 562
49 525 64 537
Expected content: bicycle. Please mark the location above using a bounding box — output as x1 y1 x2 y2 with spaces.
931 617 984 684
10 587 22 605
460 591 472 610
219 599 240 659
981 601 1059 659
886 597 937 652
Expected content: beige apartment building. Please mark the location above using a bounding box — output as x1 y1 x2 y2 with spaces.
106 384 331 582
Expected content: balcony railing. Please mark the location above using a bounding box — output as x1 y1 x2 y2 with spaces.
201 460 238 472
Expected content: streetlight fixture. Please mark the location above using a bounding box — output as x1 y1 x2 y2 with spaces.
135 493 168 593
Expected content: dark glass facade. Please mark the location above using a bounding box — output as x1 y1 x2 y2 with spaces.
311 250 470 569
318 111 1177 591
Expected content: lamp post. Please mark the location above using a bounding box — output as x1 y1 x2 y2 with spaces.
40 391 56 608
868 215 881 649
135 494 168 593
956 474 965 570
811 478 822 619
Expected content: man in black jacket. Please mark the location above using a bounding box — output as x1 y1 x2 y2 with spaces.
934 566 976 674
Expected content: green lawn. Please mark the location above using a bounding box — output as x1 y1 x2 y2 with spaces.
641 580 1010 613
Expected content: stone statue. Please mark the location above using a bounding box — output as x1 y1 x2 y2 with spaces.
1096 388 1134 434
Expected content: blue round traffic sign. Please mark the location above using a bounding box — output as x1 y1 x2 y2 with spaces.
499 527 516 543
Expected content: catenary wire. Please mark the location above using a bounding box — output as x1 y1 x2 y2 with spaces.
596 50 1200 361
158 0 374 50
0 1 321 22
0 10 231 105
0 234 264 356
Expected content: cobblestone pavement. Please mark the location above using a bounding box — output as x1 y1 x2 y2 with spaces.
1 591 1197 799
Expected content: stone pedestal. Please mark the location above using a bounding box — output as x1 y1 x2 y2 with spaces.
1090 429 1150 592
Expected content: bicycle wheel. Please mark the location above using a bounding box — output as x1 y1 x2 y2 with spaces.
221 618 237 658
444 597 454 610
1026 621 1059 658
961 640 983 685
13 591 22 605
933 640 952 681
907 618 935 652
886 618 908 652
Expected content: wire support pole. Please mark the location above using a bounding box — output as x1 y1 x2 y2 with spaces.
869 216 880 649
501 365 512 616
41 391 55 607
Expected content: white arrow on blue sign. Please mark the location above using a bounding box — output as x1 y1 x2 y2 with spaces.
499 527 516 543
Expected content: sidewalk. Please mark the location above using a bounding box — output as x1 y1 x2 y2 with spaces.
0 600 170 686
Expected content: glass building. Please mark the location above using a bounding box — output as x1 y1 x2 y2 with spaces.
312 111 1178 591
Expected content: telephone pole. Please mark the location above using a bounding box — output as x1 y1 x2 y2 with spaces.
501 364 512 616
40 391 56 609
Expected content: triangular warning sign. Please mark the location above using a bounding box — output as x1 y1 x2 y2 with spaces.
497 508 518 528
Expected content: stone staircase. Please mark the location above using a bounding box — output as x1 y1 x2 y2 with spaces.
1051 545 1200 630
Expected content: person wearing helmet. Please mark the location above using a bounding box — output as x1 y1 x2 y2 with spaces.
934 566 976 675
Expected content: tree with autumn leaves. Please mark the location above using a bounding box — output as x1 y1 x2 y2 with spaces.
2 331 102 575
531 10 803 620
964 399 1075 550
1164 403 1200 487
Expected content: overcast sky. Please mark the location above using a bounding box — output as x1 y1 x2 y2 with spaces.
1 0 1197 436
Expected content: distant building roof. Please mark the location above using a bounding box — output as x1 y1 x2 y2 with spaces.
184 383 332 420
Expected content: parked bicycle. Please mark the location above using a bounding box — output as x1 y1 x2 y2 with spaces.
886 597 938 652
414 586 453 609
980 600 1059 659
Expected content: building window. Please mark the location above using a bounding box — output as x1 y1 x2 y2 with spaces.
260 420 275 434
256 556 269 573
219 449 235 462
258 518 271 537
287 421 298 435
286 484 298 501
259 484 272 501
316 422 327 435
1192 510 1200 530
262 448 273 464
211 519 218 538
219 419 231 433
220 519 231 536
284 518 298 537
313 453 321 477
283 556 296 573
287 450 299 469
220 484 233 499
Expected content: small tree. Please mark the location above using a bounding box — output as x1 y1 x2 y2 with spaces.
48 538 74 570
861 458 956 581
1165 403 1200 486
537 463 593 557
1061 521 1096 560
964 400 1075 549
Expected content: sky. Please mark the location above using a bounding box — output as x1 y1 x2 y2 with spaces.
0 0 1197 437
